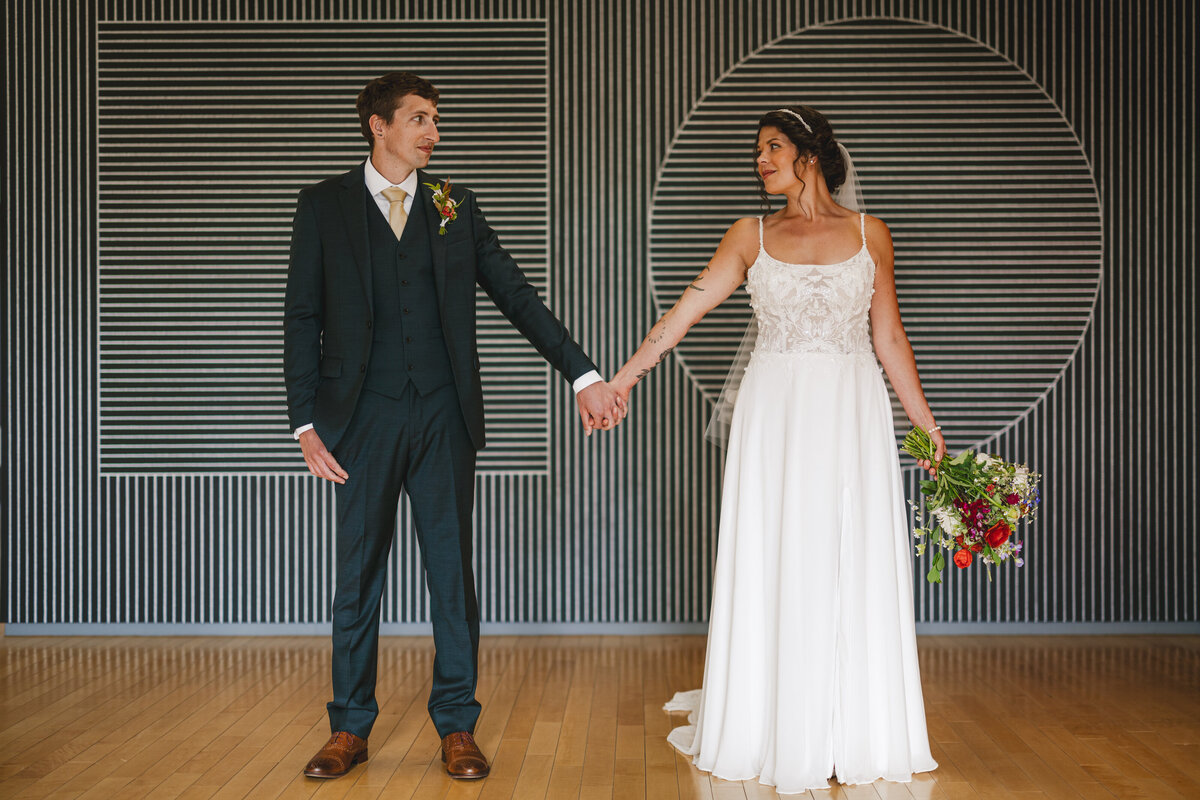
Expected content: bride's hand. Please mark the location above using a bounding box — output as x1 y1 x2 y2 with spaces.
917 427 946 477
609 374 634 408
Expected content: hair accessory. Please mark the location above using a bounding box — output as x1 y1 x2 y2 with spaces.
776 107 813 133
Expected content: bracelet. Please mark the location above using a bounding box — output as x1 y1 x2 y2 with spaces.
928 425 941 433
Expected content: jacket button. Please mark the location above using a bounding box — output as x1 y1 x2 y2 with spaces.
398 253 406 260
366 320 372 329
359 364 366 373
401 280 409 286
407 363 414 371
403 307 411 314
405 336 413 343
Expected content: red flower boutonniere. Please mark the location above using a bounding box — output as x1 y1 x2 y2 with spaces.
423 179 460 235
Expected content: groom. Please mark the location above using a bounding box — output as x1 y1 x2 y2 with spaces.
284 72 624 780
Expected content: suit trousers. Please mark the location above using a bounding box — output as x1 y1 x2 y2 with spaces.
327 382 481 740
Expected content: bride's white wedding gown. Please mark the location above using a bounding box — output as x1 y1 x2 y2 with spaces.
666 214 937 794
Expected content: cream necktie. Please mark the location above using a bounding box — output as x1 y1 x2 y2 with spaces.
380 186 408 239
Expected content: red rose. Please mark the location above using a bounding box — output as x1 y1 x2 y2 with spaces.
441 206 453 217
953 549 973 569
1006 493 1020 505
986 521 1012 548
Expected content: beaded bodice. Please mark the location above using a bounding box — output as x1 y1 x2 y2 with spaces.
746 214 876 357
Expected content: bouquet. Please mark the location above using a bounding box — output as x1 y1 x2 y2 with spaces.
902 427 1041 584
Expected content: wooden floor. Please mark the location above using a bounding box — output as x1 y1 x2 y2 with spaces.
1 634 1198 799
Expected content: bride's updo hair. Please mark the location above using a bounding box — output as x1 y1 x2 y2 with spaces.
755 105 846 205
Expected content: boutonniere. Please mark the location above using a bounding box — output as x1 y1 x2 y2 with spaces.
423 179 460 235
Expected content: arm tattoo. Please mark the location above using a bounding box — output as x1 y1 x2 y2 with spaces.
647 311 672 344
633 347 675 384
687 266 710 292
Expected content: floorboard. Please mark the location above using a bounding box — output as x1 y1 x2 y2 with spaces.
1 635 1195 799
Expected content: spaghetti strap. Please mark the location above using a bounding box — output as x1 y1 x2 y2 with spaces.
859 212 866 246
758 215 765 250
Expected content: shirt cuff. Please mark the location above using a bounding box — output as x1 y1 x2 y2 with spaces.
571 370 603 394
293 423 314 440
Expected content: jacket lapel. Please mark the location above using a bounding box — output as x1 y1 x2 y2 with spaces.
339 164 372 307
418 170 449 311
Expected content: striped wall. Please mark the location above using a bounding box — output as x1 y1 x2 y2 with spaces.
4 0 1195 628
650 20 1102 448
96 19 553 472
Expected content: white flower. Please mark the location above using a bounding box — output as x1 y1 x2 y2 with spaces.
933 506 965 536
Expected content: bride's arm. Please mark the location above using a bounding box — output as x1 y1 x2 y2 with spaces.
611 218 758 401
866 216 946 472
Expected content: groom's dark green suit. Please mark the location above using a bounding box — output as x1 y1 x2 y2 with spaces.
284 163 596 739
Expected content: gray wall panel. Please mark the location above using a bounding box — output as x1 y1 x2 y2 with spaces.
4 0 1195 626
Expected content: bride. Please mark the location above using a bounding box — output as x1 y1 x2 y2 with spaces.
611 106 943 793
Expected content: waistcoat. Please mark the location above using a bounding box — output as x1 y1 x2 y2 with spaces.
363 186 455 397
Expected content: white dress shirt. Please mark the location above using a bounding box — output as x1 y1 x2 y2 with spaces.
364 156 417 218
293 160 601 440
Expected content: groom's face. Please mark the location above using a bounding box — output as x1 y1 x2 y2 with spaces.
372 93 441 174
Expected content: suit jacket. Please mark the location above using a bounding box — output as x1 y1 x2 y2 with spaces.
283 164 597 453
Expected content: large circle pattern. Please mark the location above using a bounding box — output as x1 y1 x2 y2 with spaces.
649 19 1102 449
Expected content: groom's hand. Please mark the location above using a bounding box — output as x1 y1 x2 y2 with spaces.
576 381 627 436
298 429 348 484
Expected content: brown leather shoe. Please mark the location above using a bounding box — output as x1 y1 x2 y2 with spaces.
441 731 489 779
303 731 368 778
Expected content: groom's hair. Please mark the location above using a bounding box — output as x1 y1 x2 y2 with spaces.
357 72 440 148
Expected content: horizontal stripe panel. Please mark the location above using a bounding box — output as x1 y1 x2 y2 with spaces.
96 21 552 473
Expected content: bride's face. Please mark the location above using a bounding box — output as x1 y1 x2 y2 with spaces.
755 126 804 194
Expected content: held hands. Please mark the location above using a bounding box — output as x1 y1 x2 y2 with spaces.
609 375 633 409
602 369 640 422
576 381 628 436
298 429 348 484
915 427 947 477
